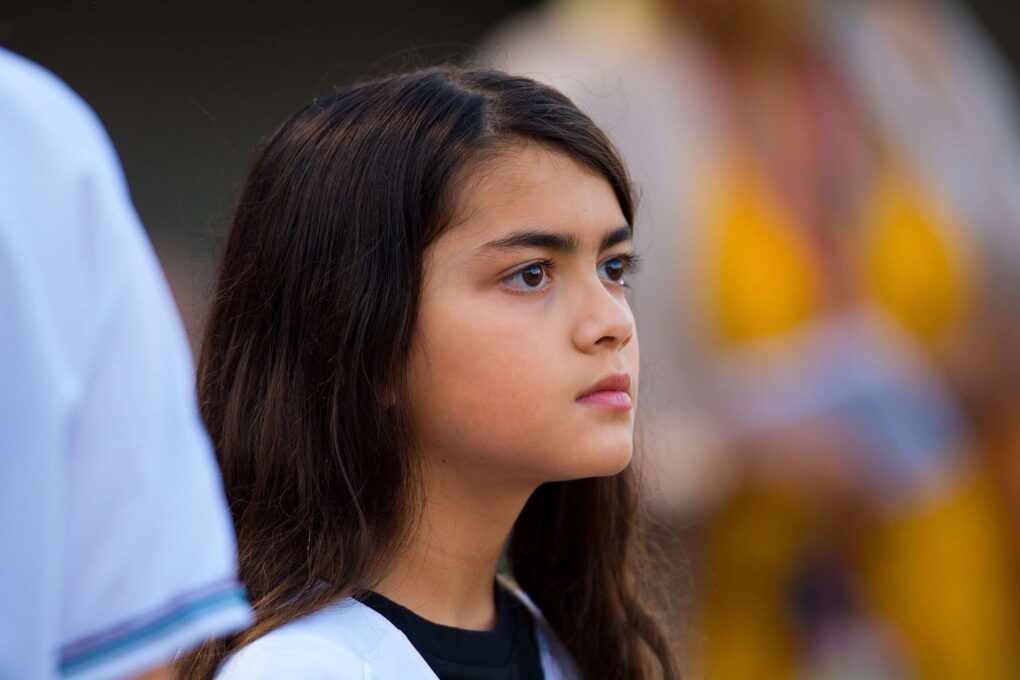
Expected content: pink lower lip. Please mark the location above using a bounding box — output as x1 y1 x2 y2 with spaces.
577 390 632 410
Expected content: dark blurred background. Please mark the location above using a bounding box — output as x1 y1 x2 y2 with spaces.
1 0 545 339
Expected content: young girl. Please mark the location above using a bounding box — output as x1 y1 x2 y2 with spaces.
176 66 676 680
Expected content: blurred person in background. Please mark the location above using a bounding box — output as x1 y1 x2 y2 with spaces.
484 0 1020 676
0 48 252 679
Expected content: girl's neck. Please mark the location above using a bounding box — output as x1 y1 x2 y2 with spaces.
370 463 535 631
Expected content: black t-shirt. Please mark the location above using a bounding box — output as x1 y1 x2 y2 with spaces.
358 582 545 680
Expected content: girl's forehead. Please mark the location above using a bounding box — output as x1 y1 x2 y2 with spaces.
443 142 627 252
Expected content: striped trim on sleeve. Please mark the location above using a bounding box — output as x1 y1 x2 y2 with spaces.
59 578 249 676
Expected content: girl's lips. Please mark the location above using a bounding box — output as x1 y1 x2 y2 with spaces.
576 372 632 410
576 390 633 410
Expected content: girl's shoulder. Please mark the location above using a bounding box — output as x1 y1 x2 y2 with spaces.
216 582 580 680
215 598 437 679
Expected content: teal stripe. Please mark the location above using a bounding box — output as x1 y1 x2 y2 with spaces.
60 587 249 676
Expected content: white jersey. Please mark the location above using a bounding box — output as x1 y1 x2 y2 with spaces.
217 582 578 679
0 48 252 679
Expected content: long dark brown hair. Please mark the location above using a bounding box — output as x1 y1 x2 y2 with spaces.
176 66 677 679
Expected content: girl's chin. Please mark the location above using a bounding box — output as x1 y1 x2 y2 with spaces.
592 450 634 477
549 447 634 482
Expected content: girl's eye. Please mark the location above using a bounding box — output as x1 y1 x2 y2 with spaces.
599 254 640 287
501 261 553 293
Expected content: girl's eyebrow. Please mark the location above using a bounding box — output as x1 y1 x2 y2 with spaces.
475 225 632 256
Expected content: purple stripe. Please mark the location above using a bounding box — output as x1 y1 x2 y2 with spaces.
59 577 244 658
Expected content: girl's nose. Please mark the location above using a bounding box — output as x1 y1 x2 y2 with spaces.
571 280 635 354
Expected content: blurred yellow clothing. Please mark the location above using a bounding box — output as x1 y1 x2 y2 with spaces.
699 485 807 678
697 146 1016 677
702 465 1020 678
703 152 974 346
861 465 1020 678
705 154 822 342
863 167 974 340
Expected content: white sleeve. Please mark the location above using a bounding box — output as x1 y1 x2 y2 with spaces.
217 637 367 680
0 48 251 680
56 180 252 678
54 78 251 680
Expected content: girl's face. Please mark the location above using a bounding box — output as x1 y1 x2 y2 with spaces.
405 141 639 487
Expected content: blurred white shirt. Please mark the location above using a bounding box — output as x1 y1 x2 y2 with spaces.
0 48 252 679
